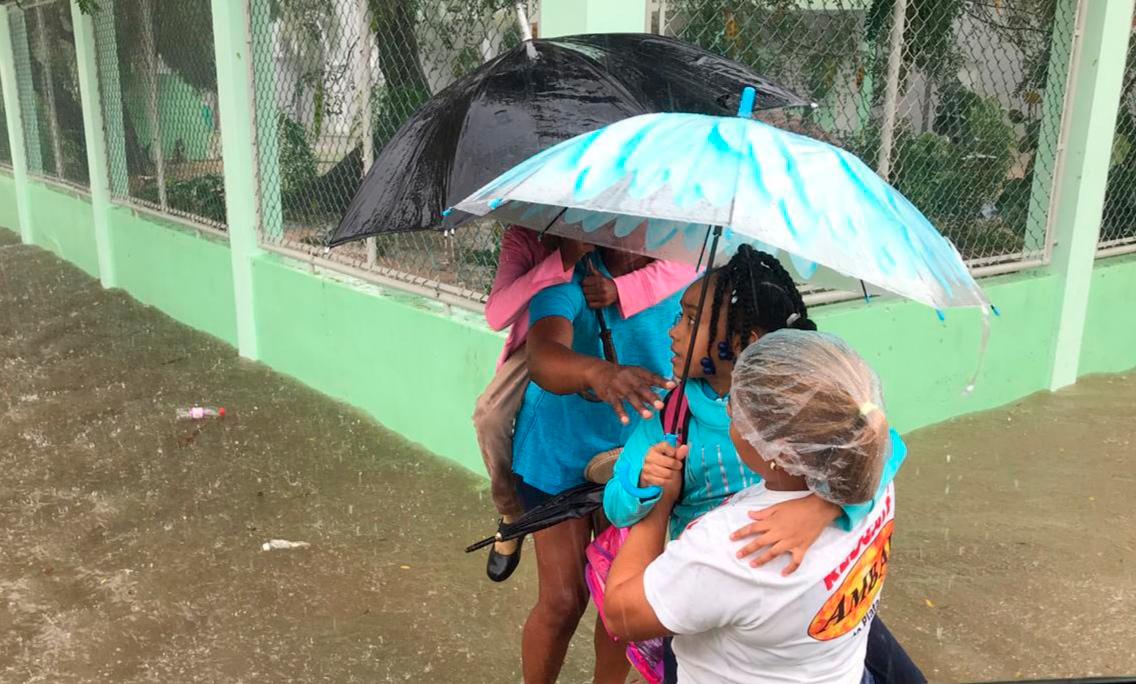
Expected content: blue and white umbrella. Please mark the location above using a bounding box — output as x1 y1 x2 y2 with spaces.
455 88 990 314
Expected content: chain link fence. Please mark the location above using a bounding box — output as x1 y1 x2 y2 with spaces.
8 0 88 187
1099 25 1136 252
0 84 10 167
250 0 535 301
655 0 1072 267
91 0 226 230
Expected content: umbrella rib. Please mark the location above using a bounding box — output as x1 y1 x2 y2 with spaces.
540 206 569 237
671 225 723 435
695 227 711 272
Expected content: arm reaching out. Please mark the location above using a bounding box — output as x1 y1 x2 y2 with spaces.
527 316 674 424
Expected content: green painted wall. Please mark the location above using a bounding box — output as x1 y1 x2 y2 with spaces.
821 270 1061 434
25 180 99 278
251 253 501 472
5 189 1136 475
107 205 238 346
247 252 1098 473
0 168 17 228
1079 254 1136 375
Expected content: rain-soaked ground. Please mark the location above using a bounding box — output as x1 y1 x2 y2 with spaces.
1 229 1133 683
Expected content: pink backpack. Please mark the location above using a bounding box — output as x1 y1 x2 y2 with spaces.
586 389 690 684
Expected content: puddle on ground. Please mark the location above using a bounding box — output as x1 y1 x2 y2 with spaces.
2 231 1133 682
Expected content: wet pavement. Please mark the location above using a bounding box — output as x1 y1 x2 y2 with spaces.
2 230 1133 683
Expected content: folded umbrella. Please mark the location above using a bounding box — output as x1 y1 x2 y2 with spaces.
465 482 605 552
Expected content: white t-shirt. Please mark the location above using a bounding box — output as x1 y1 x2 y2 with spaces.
643 483 895 684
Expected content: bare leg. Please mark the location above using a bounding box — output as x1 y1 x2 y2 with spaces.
472 350 529 558
593 612 631 684
521 516 592 684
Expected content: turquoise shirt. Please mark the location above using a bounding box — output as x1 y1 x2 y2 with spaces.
511 260 681 496
603 378 908 538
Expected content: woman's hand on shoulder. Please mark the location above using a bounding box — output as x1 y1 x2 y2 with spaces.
729 493 841 575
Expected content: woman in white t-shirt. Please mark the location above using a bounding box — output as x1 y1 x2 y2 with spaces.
605 330 895 684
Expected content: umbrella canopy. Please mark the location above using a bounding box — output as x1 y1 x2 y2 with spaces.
329 33 811 246
455 94 990 313
465 482 604 552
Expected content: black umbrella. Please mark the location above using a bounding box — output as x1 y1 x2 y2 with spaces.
465 482 605 552
330 33 811 246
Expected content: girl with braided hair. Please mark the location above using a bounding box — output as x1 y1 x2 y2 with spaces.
597 245 921 684
603 244 904 545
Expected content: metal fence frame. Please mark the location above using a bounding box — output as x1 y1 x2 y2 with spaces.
1097 25 1136 256
247 0 537 305
6 0 1129 312
88 0 228 236
7 0 91 193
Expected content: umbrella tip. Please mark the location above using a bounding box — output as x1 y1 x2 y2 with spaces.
441 207 453 217
489 198 504 209
936 309 946 322
737 86 756 118
991 304 1001 317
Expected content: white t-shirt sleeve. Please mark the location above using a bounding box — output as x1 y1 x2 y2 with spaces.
643 514 763 635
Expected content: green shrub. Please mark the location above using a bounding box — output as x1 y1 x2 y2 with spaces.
893 88 1015 225
278 113 318 218
137 173 227 225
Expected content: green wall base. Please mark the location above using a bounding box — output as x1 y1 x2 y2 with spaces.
0 169 17 228
26 180 100 278
821 270 1060 433
107 205 238 347
1079 254 1136 375
251 253 501 472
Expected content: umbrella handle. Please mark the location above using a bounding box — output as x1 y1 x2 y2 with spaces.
599 328 619 365
618 438 674 500
465 535 498 553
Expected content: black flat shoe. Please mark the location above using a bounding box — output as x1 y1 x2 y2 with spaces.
487 533 523 583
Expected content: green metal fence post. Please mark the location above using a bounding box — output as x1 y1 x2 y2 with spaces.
1024 0 1076 256
93 0 128 197
0 5 33 244
71 0 116 287
1047 0 1135 390
8 9 41 176
250 0 281 241
541 0 646 37
211 0 261 360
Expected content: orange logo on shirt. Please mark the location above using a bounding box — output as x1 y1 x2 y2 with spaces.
808 519 893 641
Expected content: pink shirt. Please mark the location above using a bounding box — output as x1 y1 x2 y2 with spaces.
485 226 698 368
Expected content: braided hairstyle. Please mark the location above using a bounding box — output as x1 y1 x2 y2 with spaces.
705 244 816 361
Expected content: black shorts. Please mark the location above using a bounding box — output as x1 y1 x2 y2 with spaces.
514 476 556 512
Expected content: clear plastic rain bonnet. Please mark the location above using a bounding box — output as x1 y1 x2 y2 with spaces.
730 330 890 505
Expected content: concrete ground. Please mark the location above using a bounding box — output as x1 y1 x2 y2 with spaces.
2 230 1133 683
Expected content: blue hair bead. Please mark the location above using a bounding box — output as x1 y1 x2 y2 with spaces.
700 357 717 376
717 341 734 361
